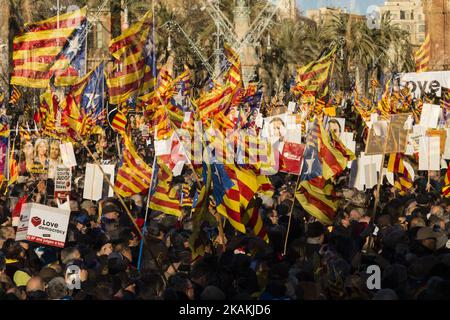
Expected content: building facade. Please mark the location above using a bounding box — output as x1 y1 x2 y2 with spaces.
306 7 366 26
423 0 450 70
379 0 426 46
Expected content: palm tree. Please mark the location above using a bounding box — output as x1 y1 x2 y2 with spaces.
367 13 415 84
321 13 377 92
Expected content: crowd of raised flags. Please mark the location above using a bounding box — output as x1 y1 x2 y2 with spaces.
0 7 448 261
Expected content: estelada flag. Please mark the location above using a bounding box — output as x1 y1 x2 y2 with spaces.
279 142 305 175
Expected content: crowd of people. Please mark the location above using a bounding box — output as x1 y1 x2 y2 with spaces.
0 102 449 301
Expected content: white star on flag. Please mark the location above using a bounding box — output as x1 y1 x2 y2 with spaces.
66 34 82 57
84 92 100 108
173 90 184 106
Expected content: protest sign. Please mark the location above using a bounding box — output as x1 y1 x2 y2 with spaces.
400 71 450 98
83 164 115 201
426 129 447 155
54 166 72 200
54 166 71 192
16 203 70 248
443 128 450 159
262 114 288 144
287 102 297 113
154 138 172 156
419 136 441 171
60 143 77 167
420 104 441 128
279 142 305 174
365 114 411 156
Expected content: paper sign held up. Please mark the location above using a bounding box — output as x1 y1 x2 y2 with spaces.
287 102 297 113
154 139 172 156
83 164 115 201
426 129 447 155
420 104 441 128
60 143 77 167
365 114 411 156
419 136 441 171
16 203 70 248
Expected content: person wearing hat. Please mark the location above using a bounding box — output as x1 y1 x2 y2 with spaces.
13 270 31 288
413 227 445 256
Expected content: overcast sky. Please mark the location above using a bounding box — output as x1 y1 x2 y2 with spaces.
296 0 386 14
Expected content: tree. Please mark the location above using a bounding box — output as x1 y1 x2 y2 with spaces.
0 0 10 94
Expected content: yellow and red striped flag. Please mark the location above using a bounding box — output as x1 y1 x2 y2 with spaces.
242 198 269 243
9 86 22 105
11 7 87 88
114 135 152 198
197 43 242 121
223 43 243 90
296 176 338 225
377 80 391 118
291 47 336 98
388 153 413 196
149 161 182 217
181 183 193 208
415 34 431 73
107 10 153 105
8 141 19 187
319 121 355 180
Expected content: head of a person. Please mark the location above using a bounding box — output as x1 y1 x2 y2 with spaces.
328 119 342 137
138 274 165 300
430 205 446 220
168 273 194 300
26 276 46 294
46 277 69 300
80 200 96 217
2 239 26 260
49 141 60 160
35 139 49 158
416 227 440 251
102 205 121 221
60 247 81 266
269 117 286 139
306 221 325 245
22 141 34 160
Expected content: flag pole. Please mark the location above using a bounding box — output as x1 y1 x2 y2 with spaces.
282 114 313 256
137 155 157 271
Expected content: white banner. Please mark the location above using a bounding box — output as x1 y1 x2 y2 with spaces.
399 71 450 98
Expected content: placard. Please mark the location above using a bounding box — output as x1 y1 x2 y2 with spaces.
16 203 70 248
365 114 411 155
83 164 115 201
279 142 305 174
420 104 441 128
426 129 447 155
54 166 72 192
400 71 450 99
419 136 441 171
443 128 450 159
287 102 297 113
60 143 77 168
